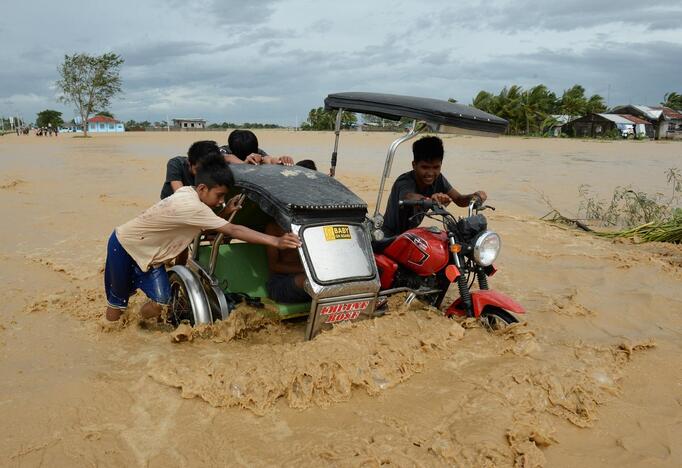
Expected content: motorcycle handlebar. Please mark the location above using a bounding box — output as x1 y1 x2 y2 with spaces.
398 199 438 209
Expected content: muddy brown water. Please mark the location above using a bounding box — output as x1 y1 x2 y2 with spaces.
0 131 681 466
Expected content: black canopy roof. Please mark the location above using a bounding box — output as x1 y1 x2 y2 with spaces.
325 92 507 134
231 164 367 229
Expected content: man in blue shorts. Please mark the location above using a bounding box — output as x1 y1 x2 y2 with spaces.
105 143 301 322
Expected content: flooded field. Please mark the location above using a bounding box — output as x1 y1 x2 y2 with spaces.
1 131 681 467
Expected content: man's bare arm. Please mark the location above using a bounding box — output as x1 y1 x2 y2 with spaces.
216 223 301 249
446 188 487 207
170 180 184 192
265 223 304 273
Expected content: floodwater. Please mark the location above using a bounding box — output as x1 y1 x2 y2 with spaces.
0 131 681 467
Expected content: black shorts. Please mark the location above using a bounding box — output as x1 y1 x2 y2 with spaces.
266 274 310 303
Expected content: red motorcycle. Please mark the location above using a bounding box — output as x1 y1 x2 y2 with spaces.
372 198 525 328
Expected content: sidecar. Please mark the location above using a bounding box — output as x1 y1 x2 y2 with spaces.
167 164 380 340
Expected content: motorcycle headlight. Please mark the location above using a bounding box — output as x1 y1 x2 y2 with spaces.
473 231 501 266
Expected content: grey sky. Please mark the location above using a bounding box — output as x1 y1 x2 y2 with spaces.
1 0 681 125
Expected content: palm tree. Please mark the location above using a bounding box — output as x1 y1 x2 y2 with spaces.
496 85 524 134
472 91 496 114
585 94 607 114
560 85 588 117
520 85 557 134
662 92 682 110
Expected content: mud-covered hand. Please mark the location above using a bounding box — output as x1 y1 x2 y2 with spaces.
275 233 302 249
431 192 452 206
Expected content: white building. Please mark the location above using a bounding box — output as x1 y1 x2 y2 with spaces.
172 118 206 129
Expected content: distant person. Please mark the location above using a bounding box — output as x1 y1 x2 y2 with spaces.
160 140 224 199
221 129 294 166
381 136 487 237
104 152 301 322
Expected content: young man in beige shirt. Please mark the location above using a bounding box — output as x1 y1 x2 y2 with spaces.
104 145 300 322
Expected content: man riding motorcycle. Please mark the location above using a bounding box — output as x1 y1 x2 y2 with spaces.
381 136 487 237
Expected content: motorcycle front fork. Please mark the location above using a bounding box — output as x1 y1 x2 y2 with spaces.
454 263 489 318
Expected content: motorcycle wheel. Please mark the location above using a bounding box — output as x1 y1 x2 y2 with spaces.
480 306 518 331
168 272 195 326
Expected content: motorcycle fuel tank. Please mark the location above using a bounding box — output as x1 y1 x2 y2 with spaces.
382 227 449 276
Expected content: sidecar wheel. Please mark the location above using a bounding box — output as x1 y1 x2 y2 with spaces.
167 267 212 327
480 307 518 331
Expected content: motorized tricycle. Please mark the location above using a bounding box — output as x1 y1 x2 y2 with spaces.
169 92 523 339
324 92 525 328
167 164 380 340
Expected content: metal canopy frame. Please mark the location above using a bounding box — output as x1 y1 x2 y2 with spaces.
324 92 508 237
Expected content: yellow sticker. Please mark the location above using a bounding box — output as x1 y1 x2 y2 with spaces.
324 225 352 241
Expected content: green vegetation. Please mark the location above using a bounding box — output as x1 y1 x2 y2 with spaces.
543 169 682 243
207 122 282 129
661 91 682 109
471 84 606 135
95 110 114 118
56 52 124 137
36 109 64 128
300 107 357 130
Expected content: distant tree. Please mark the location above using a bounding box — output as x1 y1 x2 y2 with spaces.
559 85 588 117
520 85 556 134
662 92 682 109
95 110 114 118
447 98 458 103
56 52 124 137
36 109 64 128
497 85 524 134
584 94 607 114
472 91 497 114
301 107 356 130
241 122 282 129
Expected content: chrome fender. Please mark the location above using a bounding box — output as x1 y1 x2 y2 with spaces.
169 265 213 325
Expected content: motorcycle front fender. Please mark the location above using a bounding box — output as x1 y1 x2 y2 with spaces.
446 290 525 318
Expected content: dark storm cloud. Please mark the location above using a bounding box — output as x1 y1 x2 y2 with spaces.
457 41 682 104
120 41 220 66
442 0 682 32
209 0 281 26
2 1 682 124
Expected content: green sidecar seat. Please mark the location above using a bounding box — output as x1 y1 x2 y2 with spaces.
197 242 311 318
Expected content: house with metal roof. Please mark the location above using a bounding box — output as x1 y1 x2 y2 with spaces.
562 113 654 139
611 104 682 139
548 114 573 136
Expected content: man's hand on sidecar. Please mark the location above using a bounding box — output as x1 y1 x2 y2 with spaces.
223 195 243 217
244 153 263 165
277 155 294 166
276 233 302 250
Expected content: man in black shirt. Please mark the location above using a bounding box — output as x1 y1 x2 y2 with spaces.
220 129 293 165
381 136 487 237
160 140 223 199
